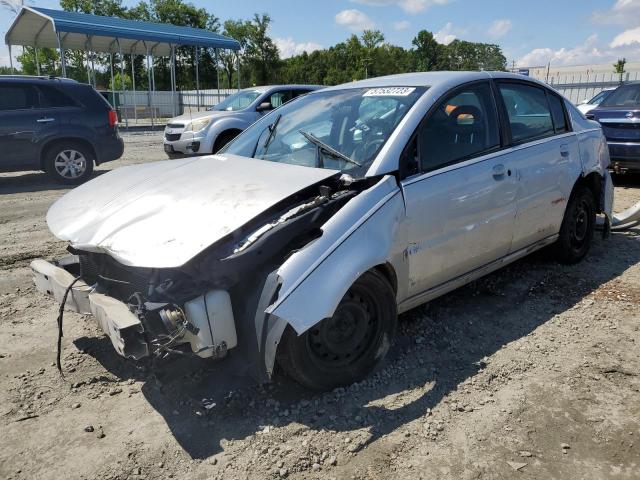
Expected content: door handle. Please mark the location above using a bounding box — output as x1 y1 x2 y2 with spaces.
560 144 570 157
37 117 55 123
492 164 506 179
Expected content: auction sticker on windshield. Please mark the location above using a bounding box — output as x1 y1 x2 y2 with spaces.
363 87 416 97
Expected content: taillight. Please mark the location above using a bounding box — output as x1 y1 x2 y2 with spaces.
108 110 118 127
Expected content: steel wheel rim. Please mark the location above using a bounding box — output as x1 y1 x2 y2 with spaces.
569 199 590 249
54 149 87 179
306 288 382 370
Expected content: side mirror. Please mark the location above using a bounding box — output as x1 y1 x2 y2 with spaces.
256 102 273 112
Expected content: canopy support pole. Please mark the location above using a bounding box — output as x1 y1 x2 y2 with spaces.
109 52 116 109
35 47 41 76
215 48 221 105
116 39 129 129
8 45 14 74
84 36 91 85
237 52 241 92
144 42 155 129
56 32 66 77
90 48 96 86
131 52 137 124
195 46 200 112
170 44 177 118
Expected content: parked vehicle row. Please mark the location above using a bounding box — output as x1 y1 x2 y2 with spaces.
32 71 613 390
576 88 615 115
0 76 124 184
586 82 640 174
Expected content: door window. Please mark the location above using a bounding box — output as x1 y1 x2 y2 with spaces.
38 86 77 108
411 82 500 173
547 93 568 134
0 84 38 111
499 83 554 143
265 90 292 109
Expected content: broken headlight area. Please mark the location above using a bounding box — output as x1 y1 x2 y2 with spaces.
40 176 373 366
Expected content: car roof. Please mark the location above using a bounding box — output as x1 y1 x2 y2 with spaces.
242 85 323 93
320 71 551 91
0 75 78 84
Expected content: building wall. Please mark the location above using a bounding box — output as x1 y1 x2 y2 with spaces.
518 62 640 104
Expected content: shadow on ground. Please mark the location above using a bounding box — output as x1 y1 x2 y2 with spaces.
74 230 640 460
0 170 109 195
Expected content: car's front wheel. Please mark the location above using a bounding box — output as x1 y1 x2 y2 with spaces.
277 270 397 390
44 142 94 185
554 186 596 264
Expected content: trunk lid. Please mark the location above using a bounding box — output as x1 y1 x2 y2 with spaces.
591 107 640 143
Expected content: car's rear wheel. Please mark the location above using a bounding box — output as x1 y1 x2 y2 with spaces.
277 270 397 390
554 186 596 264
44 142 94 185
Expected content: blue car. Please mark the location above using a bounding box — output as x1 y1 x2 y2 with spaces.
588 82 640 173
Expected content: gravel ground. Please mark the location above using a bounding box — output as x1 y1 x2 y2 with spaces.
0 133 639 480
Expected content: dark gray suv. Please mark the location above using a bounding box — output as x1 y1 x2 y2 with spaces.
0 76 124 184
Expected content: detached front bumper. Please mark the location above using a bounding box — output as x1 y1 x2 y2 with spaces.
31 255 238 362
30 258 149 359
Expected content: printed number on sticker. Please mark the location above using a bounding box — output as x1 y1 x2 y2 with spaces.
363 87 416 97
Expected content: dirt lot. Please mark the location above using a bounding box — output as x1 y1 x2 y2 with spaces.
1 133 639 480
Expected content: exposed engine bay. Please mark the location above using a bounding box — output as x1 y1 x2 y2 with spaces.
33 172 378 378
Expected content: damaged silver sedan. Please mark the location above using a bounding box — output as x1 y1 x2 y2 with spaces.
32 72 614 390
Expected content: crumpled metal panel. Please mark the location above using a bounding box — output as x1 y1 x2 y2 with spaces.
268 175 406 334
46 154 337 268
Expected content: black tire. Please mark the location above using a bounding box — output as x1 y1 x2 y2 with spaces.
277 270 397 391
44 141 94 185
554 186 596 264
213 130 240 153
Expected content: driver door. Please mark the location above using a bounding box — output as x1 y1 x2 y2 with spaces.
401 81 518 297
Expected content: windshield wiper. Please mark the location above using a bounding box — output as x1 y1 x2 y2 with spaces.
298 129 361 167
263 113 282 149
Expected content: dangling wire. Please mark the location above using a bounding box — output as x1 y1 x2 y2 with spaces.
56 276 82 377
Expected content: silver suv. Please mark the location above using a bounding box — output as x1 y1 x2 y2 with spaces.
163 85 321 156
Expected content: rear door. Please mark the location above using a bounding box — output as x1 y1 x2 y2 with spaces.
496 81 578 251
401 81 518 296
0 82 42 169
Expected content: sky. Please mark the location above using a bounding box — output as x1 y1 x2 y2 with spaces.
1 0 640 69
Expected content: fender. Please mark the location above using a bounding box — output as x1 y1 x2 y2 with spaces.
203 115 258 152
265 175 407 335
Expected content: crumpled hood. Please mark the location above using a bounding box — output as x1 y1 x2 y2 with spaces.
47 154 337 268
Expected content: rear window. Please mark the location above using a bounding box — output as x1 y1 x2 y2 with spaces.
0 84 38 110
548 94 568 134
499 83 554 143
38 85 77 108
601 84 640 107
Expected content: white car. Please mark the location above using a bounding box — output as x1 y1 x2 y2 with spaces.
32 71 613 390
577 88 615 115
163 85 320 156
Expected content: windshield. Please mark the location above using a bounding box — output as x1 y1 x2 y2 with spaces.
221 86 426 176
212 90 262 111
601 84 640 108
588 90 611 105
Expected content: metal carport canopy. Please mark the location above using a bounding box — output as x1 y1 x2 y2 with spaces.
4 6 241 55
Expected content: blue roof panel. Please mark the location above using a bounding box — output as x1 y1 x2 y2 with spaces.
31 7 240 50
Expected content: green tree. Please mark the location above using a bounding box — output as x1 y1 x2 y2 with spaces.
411 30 445 71
442 40 506 71
614 58 626 84
244 13 279 85
16 47 59 75
219 19 250 88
